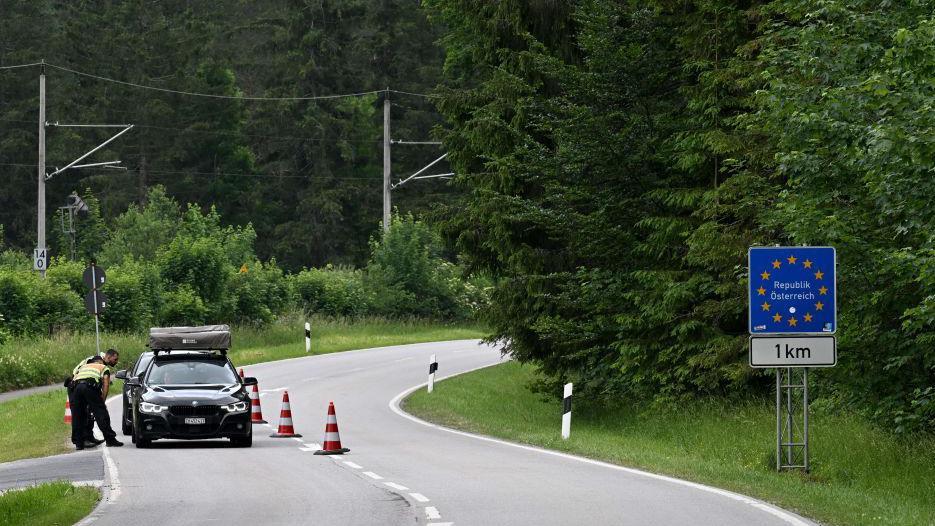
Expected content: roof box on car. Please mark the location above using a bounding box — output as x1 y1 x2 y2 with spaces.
149 325 231 352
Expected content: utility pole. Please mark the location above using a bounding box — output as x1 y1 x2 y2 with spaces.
37 62 46 278
34 61 132 275
383 90 391 233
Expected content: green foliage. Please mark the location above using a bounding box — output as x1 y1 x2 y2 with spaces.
99 186 180 266
226 261 290 325
159 284 208 326
367 214 468 319
291 266 371 317
431 0 935 433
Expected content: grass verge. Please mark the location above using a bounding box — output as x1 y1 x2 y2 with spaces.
404 362 935 526
0 317 483 463
0 480 99 526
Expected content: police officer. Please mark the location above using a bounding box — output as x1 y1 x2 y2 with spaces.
71 349 120 445
70 355 123 449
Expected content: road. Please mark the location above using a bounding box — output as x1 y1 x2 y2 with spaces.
82 339 815 526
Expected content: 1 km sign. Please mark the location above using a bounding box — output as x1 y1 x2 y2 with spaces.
749 335 836 368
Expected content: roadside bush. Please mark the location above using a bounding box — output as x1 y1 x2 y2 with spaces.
0 270 33 335
227 261 291 325
158 235 231 313
159 284 208 326
0 269 87 336
367 214 467 319
30 276 88 334
291 266 370 317
45 258 85 297
100 261 161 332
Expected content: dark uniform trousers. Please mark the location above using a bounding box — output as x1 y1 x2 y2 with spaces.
69 381 117 446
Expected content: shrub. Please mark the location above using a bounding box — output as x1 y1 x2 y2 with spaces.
100 261 162 332
227 261 291 325
159 284 208 326
290 266 370 317
366 214 467 319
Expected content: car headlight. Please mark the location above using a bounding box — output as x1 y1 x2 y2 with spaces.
140 402 167 414
221 401 248 414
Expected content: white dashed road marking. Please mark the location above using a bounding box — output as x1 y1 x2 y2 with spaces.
409 492 430 503
384 482 409 491
363 471 383 480
343 461 362 469
425 507 442 520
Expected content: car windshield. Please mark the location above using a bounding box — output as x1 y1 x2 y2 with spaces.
146 360 237 385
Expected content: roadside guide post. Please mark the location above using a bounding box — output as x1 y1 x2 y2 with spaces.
82 262 107 355
428 354 438 393
305 322 311 353
561 383 572 440
748 247 837 472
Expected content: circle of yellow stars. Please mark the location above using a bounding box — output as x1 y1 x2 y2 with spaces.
757 253 827 327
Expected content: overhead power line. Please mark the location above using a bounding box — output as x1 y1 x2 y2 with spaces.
0 61 438 100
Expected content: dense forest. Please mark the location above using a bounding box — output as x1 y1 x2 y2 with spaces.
2 1 933 433
0 0 449 268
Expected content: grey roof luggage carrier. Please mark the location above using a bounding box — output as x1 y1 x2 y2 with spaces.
149 325 231 353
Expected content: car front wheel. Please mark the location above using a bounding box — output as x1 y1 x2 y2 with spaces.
133 418 151 448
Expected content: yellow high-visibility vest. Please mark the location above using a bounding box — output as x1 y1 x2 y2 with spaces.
73 363 107 383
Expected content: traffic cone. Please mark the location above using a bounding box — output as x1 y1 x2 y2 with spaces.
249 384 267 424
314 401 350 455
270 391 302 438
64 398 72 424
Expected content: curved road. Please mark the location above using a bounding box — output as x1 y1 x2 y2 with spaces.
83 340 815 525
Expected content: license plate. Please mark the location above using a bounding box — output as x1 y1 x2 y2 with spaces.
184 417 206 424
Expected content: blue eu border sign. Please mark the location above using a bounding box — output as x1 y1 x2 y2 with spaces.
749 247 836 335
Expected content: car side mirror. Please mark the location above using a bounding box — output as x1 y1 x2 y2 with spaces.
125 377 140 386
242 377 258 386
115 369 127 380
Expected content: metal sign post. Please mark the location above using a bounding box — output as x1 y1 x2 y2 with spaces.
748 246 837 472
83 263 107 355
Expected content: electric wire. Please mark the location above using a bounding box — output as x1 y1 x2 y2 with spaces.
1 62 438 99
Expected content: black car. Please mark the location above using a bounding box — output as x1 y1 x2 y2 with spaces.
116 325 256 448
119 350 154 435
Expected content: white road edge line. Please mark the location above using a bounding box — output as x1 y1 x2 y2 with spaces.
389 363 813 526
427 522 453 526
425 507 442 520
363 471 383 480
409 492 430 503
384 482 409 491
75 395 123 526
343 461 363 469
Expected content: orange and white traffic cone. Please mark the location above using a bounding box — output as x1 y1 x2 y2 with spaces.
64 398 72 424
250 383 267 424
314 401 350 455
270 391 302 438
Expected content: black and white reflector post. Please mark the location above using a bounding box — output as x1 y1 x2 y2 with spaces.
562 383 573 440
304 322 311 353
428 354 438 393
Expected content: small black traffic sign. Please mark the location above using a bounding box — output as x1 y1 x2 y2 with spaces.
82 264 106 290
84 290 107 315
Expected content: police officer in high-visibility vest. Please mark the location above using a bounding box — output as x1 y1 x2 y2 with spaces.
71 349 120 445
70 355 123 449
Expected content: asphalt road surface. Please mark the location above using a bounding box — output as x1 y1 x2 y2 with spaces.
83 340 815 526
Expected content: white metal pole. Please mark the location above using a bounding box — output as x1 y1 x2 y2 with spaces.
37 65 46 278
562 383 573 440
428 354 437 393
305 322 311 353
382 91 391 233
